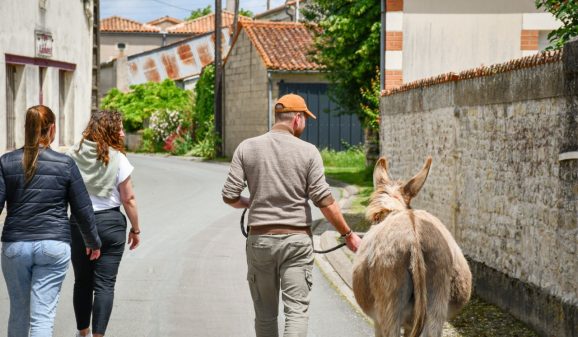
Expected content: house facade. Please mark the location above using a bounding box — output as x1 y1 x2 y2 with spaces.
100 12 251 63
254 0 309 22
383 0 561 88
223 21 364 157
100 16 190 63
0 0 96 151
100 28 232 96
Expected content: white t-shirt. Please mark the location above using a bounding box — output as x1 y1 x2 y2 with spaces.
90 153 134 211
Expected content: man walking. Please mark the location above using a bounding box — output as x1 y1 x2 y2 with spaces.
222 94 362 337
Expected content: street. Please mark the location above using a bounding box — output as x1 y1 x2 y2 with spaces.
0 154 372 337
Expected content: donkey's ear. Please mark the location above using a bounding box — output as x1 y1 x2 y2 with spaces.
402 156 432 202
373 157 392 187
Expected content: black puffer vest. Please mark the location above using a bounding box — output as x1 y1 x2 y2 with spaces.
0 148 101 249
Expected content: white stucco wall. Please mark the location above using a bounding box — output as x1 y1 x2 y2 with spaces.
403 13 523 82
402 0 561 83
100 33 190 63
0 0 94 151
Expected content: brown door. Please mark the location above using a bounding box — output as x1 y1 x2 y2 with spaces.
5 65 16 150
59 70 66 145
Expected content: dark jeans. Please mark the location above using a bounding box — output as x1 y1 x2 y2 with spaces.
70 207 126 335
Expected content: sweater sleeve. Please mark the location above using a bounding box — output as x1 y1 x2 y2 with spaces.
221 143 246 204
67 159 101 249
307 149 334 208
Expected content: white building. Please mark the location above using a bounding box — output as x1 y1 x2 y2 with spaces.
0 0 96 152
383 0 562 88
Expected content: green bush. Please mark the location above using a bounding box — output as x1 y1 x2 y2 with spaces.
171 132 195 155
193 65 215 142
186 125 219 159
100 79 193 132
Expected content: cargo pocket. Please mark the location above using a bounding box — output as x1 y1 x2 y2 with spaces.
305 270 313 291
2 242 23 259
247 272 260 303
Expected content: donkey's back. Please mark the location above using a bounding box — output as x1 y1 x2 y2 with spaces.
352 157 471 337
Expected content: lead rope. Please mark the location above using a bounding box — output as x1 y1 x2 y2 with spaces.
240 209 346 254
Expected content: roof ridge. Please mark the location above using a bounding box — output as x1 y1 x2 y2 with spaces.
243 20 305 26
165 11 250 34
147 16 183 25
102 16 143 24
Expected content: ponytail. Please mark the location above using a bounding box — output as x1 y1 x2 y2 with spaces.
22 105 55 184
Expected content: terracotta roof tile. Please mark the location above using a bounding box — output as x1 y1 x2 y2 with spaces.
240 21 320 71
147 16 183 26
381 50 563 96
166 11 251 34
101 16 161 33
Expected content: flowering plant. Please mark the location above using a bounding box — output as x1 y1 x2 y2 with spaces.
149 109 183 143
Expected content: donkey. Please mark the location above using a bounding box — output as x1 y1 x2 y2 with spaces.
352 156 472 337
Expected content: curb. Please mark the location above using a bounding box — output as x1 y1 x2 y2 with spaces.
128 152 231 166
313 182 372 324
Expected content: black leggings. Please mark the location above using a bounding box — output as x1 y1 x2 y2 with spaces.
71 208 126 335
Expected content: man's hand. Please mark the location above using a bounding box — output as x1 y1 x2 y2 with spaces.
86 248 101 260
228 196 250 209
345 232 362 252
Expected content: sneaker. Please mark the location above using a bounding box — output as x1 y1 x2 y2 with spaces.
76 331 92 337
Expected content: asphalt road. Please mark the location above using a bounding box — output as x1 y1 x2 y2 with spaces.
0 154 372 337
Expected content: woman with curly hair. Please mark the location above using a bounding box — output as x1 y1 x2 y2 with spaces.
67 110 141 337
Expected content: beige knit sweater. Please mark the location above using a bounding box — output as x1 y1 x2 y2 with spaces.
222 124 334 227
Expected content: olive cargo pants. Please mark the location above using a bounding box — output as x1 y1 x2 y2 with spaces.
246 233 314 337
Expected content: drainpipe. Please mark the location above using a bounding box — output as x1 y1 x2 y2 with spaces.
267 71 272 130
295 0 299 22
380 0 385 91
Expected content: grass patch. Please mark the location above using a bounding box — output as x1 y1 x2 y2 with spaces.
322 147 372 187
321 146 365 168
321 147 373 233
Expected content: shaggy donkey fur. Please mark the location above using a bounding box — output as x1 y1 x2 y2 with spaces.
352 157 472 337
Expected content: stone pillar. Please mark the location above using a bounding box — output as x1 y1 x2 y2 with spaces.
115 55 129 93
225 0 235 12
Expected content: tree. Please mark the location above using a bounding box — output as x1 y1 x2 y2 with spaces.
185 6 253 21
186 5 212 21
536 0 578 50
239 9 253 18
303 0 380 127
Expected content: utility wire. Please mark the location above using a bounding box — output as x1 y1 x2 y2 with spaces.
147 0 192 12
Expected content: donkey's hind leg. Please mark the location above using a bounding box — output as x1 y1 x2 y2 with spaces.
373 269 412 337
421 285 450 337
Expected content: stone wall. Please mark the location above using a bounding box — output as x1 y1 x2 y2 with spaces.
380 41 577 337
223 30 269 157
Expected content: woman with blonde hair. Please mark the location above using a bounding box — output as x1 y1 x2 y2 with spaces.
0 105 101 337
67 110 140 337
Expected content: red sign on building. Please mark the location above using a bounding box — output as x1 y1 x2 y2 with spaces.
35 31 53 58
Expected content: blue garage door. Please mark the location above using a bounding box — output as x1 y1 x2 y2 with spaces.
279 83 364 150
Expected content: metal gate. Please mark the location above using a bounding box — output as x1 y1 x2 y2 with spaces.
5 65 15 150
279 83 363 150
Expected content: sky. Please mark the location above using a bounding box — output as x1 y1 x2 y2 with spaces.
100 0 287 23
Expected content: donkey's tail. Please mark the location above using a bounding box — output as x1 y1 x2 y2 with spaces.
408 211 427 337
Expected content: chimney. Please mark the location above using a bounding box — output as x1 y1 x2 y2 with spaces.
225 0 235 12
